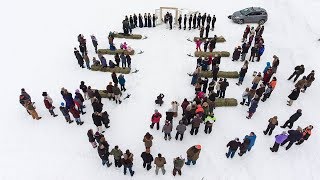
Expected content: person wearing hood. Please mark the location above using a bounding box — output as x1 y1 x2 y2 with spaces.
141 149 154 171
287 87 301 106
281 109 302 129
59 102 73 123
263 62 271 74
270 131 288 152
263 116 278 135
175 120 187 141
162 120 173 141
226 138 241 158
281 127 303 150
42 92 58 117
118 74 126 91
185 145 201 165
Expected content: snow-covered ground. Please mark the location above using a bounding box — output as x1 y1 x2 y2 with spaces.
1 0 320 179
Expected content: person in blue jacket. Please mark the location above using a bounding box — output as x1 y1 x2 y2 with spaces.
245 132 256 152
256 45 265 62
263 62 271 74
118 74 126 91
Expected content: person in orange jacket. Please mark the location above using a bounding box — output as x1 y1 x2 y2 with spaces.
296 125 313 145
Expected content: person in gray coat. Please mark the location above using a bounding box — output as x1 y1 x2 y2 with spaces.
175 121 186 141
112 84 122 104
120 52 127 68
162 120 173 140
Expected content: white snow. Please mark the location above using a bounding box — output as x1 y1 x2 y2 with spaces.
1 0 320 179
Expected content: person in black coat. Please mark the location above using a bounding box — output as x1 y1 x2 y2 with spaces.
98 144 112 167
249 45 258 62
191 13 196 29
168 13 173 30
238 138 250 156
93 90 102 103
101 111 110 128
188 14 193 30
287 87 300 106
147 13 152 27
133 14 138 28
183 14 187 30
226 138 241 158
74 48 84 68
144 13 147 27
92 97 103 113
281 109 302 129
201 78 209 93
152 14 156 27
197 13 201 29
212 65 219 81
209 37 217 52
207 14 211 26
288 65 305 82
129 15 134 29
178 14 182 29
141 149 154 171
205 24 210 38
232 46 242 61
211 15 216 30
236 64 248 85
166 110 174 124
219 78 229 98
281 128 303 150
111 72 118 85
204 40 209 52
201 13 207 26
92 112 103 129
87 129 97 148
138 14 143 28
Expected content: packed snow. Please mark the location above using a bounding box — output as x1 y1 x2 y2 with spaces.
1 0 320 179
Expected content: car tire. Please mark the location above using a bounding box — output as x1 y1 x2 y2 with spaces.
259 19 265 25
238 19 244 24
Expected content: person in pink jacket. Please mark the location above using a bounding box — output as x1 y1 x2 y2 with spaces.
195 39 202 51
150 109 162 130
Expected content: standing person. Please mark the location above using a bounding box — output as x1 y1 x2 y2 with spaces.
175 120 186 141
212 64 219 81
199 26 204 38
201 77 209 93
168 13 173 30
59 102 73 123
25 100 42 120
154 153 166 175
270 131 288 152
90 35 98 53
173 157 185 176
238 138 250 156
101 111 110 129
251 72 262 89
242 25 250 42
120 52 127 68
143 132 153 150
138 13 143 28
190 114 202 135
302 70 315 93
152 14 156 27
97 144 112 167
232 46 242 61
203 39 209 52
183 14 187 30
271 55 280 74
196 13 201 29
296 125 313 145
295 76 307 89
288 65 305 82
249 45 258 62
236 61 249 85
261 84 273 102
245 89 256 106
281 127 303 150
150 109 162 130
188 14 192 30
281 109 302 129
118 74 126 91
92 97 103 113
42 92 58 117
245 132 257 152
19 88 31 109
207 14 211 26
263 116 278 135
133 14 138 28
246 97 259 119
69 106 84 125
162 120 173 141
141 149 154 171
178 14 182 29
219 78 229 98
204 113 216 134
114 53 120 67
195 39 202 51
87 129 97 148
240 43 250 61
147 13 152 27
122 150 135 176
74 89 86 115
181 98 190 116
185 145 201 165
111 72 118 85
74 47 84 68
83 53 91 69
211 15 216 30
144 13 147 27
112 84 122 104
209 36 217 52
256 45 265 62
205 24 210 38
226 138 241 158
126 54 131 68
201 13 207 26
287 87 301 106
240 88 250 105
79 81 88 100
106 82 114 101
171 101 179 117
92 112 105 133
110 146 123 168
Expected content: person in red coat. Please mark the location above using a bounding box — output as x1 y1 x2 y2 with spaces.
150 109 162 130
262 68 273 85
42 92 58 117
69 107 84 125
181 98 190 116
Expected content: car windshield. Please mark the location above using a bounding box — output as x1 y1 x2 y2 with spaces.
240 8 251 15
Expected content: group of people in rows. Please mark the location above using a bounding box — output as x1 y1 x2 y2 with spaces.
122 13 157 34
178 12 216 31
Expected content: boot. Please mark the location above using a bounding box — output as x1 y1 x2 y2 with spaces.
130 171 135 176
79 121 84 125
263 131 267 135
116 100 118 104
76 121 80 125
69 120 74 124
53 114 58 117
270 147 274 152
82 112 86 115
240 102 244 105
178 170 181 176
119 100 122 104
107 162 112 167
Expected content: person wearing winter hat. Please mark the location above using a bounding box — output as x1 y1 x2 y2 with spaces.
185 145 201 165
42 92 58 117
59 102 73 123
226 138 241 158
150 109 162 130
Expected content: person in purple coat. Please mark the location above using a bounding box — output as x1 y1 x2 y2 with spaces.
270 131 288 152
281 127 303 150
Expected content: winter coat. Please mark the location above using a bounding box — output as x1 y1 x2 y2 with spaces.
191 117 202 128
143 135 153 148
305 73 315 87
176 123 187 134
239 67 248 78
269 80 277 90
126 55 131 64
112 86 122 96
87 130 95 142
227 140 241 151
288 88 300 100
110 148 123 160
92 101 103 113
301 128 312 140
242 91 249 98
59 106 69 117
118 75 126 86
65 93 75 108
75 92 84 102
268 117 278 128
87 89 94 98
204 115 216 126
275 134 288 144
249 99 258 113
239 139 250 152
263 62 271 73
245 134 256 149
43 96 53 109
252 75 262 84
112 73 118 84
232 47 242 60
120 54 126 63
248 89 256 99
186 146 201 161
242 43 249 54
154 157 166 167
287 130 303 142
294 65 305 75
80 84 87 93
98 147 109 160
173 158 185 170
181 100 190 111
106 85 113 93
162 123 173 133
220 81 229 91
141 152 154 163
92 113 103 127
122 153 133 166
151 112 162 123
166 111 174 121
69 107 80 118
295 79 307 89
289 111 302 122
256 86 265 97
258 45 265 56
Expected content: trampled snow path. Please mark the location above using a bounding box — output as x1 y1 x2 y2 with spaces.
1 0 320 179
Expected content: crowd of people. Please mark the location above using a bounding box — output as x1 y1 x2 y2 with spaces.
122 13 158 35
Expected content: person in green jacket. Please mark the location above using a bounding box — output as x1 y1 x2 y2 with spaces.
110 145 123 168
173 156 185 176
204 113 216 134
